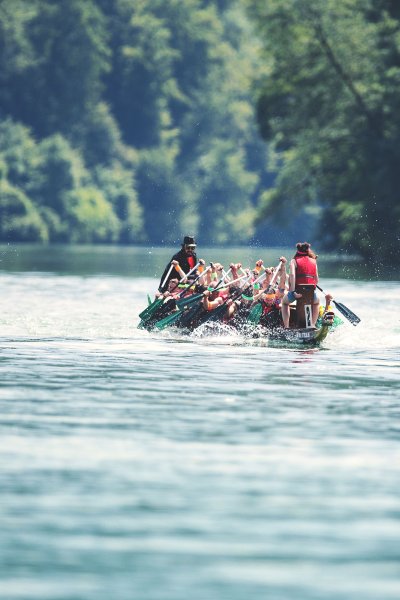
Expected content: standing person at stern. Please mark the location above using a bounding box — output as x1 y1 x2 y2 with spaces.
281 242 319 328
158 235 199 293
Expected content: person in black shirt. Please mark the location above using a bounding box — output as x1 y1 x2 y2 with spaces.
158 235 199 292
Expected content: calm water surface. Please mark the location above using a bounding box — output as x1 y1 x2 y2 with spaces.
1 245 399 600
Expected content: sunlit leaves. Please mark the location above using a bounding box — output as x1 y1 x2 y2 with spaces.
248 0 400 260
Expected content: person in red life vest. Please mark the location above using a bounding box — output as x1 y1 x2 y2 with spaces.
281 242 319 328
158 235 199 293
202 281 232 314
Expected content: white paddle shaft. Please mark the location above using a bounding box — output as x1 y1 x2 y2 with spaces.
161 263 175 288
183 261 201 281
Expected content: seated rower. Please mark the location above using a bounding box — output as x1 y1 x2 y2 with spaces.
170 280 227 332
162 277 181 300
226 279 255 325
253 257 287 329
200 281 235 324
146 278 181 328
202 281 228 310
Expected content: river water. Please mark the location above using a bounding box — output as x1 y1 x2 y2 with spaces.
1 244 399 600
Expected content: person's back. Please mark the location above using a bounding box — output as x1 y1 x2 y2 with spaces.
293 250 317 288
281 242 320 328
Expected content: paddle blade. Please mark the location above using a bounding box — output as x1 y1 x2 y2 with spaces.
155 310 182 330
247 303 262 325
200 303 227 324
333 300 361 326
155 296 204 331
139 298 163 321
175 293 203 310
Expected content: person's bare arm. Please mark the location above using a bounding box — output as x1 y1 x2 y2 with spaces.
289 259 296 291
277 257 287 295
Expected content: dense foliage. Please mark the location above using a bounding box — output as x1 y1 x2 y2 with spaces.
247 0 400 262
1 0 399 261
0 0 272 246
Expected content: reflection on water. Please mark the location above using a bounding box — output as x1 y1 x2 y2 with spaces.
0 242 397 280
0 246 399 600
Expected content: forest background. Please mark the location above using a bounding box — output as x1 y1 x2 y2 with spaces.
0 0 399 263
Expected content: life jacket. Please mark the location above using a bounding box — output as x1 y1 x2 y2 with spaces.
262 294 280 315
294 252 317 288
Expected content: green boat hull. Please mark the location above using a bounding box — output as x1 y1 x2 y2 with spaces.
266 323 332 346
260 313 342 347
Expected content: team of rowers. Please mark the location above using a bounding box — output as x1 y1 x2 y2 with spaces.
150 235 334 331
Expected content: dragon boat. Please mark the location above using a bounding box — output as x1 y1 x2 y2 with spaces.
138 284 345 347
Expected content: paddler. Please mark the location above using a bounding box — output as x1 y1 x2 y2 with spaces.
253 257 287 329
162 277 181 299
158 235 200 293
281 242 319 328
202 280 230 312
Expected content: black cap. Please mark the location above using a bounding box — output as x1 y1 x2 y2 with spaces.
183 235 196 247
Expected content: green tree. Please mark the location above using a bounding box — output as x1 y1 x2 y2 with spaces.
101 0 179 148
0 179 48 242
64 186 120 243
247 0 400 261
136 144 183 244
0 0 39 119
196 140 257 244
74 102 125 168
0 0 282 247
2 0 110 138
93 164 145 242
36 134 88 215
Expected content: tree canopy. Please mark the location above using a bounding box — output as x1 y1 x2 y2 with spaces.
0 0 399 262
0 0 270 246
247 0 400 262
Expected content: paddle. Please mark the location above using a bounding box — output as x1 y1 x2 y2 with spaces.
139 262 175 320
161 262 175 290
138 297 164 322
174 274 242 331
198 273 253 325
176 264 211 299
153 265 212 331
155 272 246 331
171 265 212 313
138 260 202 321
316 285 361 326
155 295 202 330
246 303 263 324
221 267 232 282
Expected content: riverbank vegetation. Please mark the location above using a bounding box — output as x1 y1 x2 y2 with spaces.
0 0 399 262
248 0 400 262
0 0 270 246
